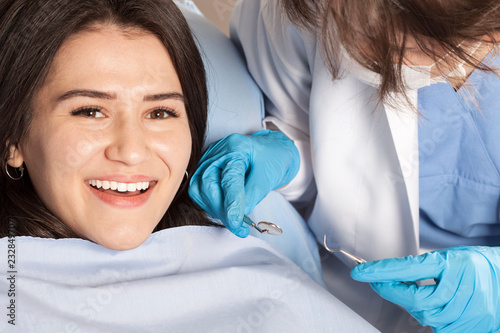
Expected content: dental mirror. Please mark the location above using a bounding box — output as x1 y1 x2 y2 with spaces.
243 216 283 236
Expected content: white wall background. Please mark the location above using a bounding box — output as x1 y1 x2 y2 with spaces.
192 0 237 35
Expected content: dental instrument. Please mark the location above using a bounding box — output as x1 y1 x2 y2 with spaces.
243 215 283 235
323 235 366 264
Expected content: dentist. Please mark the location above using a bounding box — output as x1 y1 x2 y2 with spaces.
189 0 500 332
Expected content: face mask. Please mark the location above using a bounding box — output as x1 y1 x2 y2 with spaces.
399 64 450 90
341 42 482 91
402 41 482 90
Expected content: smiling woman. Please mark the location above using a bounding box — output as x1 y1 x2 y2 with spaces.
0 0 214 250
0 1 386 331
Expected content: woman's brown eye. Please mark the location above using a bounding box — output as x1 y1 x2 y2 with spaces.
147 108 177 119
151 110 167 119
71 107 104 118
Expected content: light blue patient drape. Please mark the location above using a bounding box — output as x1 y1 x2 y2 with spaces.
0 224 378 332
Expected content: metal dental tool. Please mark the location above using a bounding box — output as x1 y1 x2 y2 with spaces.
323 236 411 285
243 215 283 236
323 235 366 264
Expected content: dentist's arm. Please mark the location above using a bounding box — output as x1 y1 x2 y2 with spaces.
189 129 300 237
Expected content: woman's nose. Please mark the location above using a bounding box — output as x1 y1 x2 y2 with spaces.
104 117 151 166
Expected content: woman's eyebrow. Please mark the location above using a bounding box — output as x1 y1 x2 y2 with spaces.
143 92 184 102
55 90 184 103
56 89 116 102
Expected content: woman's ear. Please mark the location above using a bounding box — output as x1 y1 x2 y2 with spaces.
7 144 25 168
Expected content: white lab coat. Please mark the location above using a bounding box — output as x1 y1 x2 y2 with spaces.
231 0 419 262
230 0 431 331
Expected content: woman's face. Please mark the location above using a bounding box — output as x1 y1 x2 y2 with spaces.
11 25 192 250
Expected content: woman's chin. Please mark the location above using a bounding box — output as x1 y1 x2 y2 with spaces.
90 228 154 251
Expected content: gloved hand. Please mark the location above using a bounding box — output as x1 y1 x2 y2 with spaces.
351 246 500 333
189 129 300 238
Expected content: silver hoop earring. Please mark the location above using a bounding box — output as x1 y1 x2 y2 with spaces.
5 164 24 181
181 170 189 186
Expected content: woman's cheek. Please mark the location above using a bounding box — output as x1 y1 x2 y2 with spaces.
55 140 97 173
152 128 192 168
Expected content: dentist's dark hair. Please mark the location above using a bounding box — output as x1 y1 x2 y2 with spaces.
0 0 214 239
280 0 500 103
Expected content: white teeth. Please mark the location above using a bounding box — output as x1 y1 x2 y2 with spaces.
117 183 127 192
89 180 151 192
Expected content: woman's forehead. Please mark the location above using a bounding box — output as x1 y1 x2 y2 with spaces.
40 26 180 97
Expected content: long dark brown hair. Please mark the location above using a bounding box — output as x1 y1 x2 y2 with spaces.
280 0 500 102
0 0 215 238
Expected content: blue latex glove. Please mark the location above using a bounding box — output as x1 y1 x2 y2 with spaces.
351 246 500 333
189 129 300 237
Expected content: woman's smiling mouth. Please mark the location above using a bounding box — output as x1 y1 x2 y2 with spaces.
89 179 151 193
87 179 158 206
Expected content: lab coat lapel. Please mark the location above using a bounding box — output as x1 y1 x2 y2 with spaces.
309 68 419 261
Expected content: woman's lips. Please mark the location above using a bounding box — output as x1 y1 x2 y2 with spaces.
87 180 157 208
